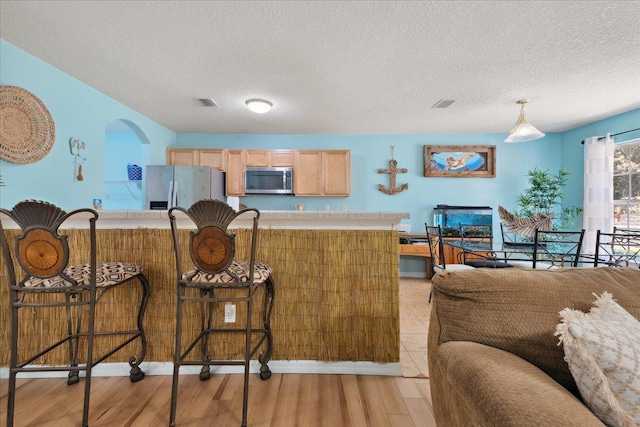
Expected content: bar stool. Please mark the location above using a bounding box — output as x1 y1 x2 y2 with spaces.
0 200 150 427
168 199 274 427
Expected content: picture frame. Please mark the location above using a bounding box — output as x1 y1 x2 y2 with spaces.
424 145 496 178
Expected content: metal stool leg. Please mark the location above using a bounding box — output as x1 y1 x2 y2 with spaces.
82 288 97 427
259 277 274 380
169 285 184 427
66 293 80 385
241 293 253 427
6 303 18 427
129 274 150 383
199 288 213 381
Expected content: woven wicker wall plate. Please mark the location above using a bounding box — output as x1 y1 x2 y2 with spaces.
0 85 56 164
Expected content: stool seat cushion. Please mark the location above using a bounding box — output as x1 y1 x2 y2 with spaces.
24 262 144 288
183 261 272 284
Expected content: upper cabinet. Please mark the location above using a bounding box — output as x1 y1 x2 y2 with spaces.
226 150 247 196
246 149 294 167
199 149 226 171
293 150 324 195
167 148 198 166
167 148 350 197
167 148 226 170
294 150 350 196
323 150 350 196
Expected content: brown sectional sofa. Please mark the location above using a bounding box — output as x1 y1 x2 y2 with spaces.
428 267 640 427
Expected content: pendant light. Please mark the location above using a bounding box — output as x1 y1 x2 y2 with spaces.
504 99 545 143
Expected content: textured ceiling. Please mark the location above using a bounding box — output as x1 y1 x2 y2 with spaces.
1 1 639 135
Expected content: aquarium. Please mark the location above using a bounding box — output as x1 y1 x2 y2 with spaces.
433 205 493 237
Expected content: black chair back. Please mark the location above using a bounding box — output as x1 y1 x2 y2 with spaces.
594 229 640 267
500 222 529 245
425 224 446 269
533 229 585 268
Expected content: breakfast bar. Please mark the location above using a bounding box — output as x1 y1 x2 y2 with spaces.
0 210 409 371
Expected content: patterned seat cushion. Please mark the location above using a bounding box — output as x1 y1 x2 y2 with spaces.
24 262 144 288
183 261 272 284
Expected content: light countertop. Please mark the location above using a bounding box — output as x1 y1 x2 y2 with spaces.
1 210 410 230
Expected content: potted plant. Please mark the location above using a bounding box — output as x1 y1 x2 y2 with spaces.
514 168 582 229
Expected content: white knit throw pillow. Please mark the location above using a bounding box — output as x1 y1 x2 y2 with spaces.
555 292 640 427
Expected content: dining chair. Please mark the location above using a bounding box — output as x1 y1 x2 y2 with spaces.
593 229 640 267
425 224 474 302
498 222 542 268
168 199 274 427
532 229 585 269
0 200 149 427
613 226 640 233
458 224 513 268
500 222 530 245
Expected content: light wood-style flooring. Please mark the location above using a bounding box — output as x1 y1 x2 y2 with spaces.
1 279 435 426
399 278 431 378
0 373 435 426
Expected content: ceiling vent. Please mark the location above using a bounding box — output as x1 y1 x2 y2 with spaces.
432 99 455 109
198 98 219 107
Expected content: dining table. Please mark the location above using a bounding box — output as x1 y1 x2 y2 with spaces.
443 240 536 261
443 239 640 268
442 239 586 268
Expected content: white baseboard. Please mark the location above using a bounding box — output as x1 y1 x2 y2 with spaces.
0 360 402 379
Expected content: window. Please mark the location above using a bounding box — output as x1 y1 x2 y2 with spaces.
613 139 640 229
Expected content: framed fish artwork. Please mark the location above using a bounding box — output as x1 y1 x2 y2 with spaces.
424 145 496 178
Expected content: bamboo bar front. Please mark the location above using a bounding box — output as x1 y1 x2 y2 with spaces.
0 227 400 366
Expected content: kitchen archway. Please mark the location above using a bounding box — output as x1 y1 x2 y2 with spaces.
103 119 150 210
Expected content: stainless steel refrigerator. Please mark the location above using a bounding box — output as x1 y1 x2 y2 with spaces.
144 165 226 210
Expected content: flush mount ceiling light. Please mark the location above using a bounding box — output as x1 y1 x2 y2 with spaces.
504 99 545 143
245 98 273 114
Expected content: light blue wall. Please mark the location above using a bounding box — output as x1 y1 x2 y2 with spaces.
178 133 562 274
2 39 637 275
177 133 561 233
0 39 175 210
560 108 640 226
103 129 149 210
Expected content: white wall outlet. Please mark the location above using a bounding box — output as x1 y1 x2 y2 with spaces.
224 303 236 323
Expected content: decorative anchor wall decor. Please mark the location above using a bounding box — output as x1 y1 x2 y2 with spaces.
378 146 408 195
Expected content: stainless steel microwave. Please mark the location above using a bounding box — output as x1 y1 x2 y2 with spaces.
245 167 293 194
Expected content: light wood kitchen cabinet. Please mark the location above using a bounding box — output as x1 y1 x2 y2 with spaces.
323 150 350 196
293 150 350 196
198 149 226 171
270 150 294 166
293 151 323 195
246 150 294 167
167 148 198 166
226 150 247 196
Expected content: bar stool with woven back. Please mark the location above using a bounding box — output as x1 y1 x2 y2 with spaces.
0 200 150 427
168 199 274 427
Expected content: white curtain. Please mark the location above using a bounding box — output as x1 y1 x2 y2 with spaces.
582 133 614 254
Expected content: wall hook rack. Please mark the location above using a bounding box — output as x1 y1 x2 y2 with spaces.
70 138 87 181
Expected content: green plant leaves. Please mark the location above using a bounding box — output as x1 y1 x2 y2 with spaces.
515 168 582 229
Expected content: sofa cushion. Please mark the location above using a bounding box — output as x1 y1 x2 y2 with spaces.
556 292 640 426
431 267 640 395
437 341 606 427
